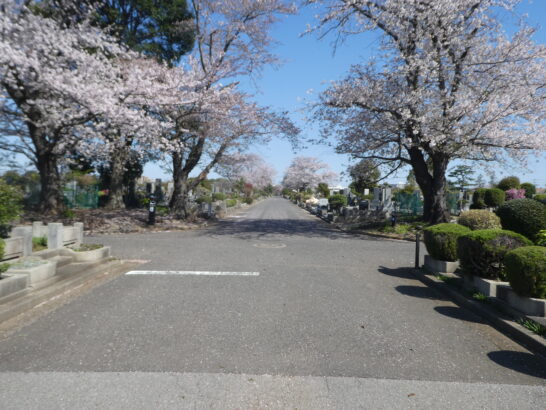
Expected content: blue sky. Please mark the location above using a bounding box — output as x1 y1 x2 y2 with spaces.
145 0 546 188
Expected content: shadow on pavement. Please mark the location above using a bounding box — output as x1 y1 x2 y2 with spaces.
202 218 350 240
377 266 415 280
395 285 448 301
487 351 546 379
433 306 485 324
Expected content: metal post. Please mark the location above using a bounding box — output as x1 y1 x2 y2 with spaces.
148 195 156 225
415 228 421 268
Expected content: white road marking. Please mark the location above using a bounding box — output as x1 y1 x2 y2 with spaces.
125 270 259 276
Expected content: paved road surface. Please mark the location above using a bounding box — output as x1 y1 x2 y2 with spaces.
0 198 544 408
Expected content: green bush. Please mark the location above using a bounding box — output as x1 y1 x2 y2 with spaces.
497 176 520 191
505 246 546 298
0 262 10 275
0 179 23 237
520 182 536 199
424 223 471 261
196 195 212 204
471 188 487 209
226 199 237 208
212 193 226 201
458 210 501 230
537 230 546 246
484 188 505 207
32 236 47 252
496 198 546 242
535 194 546 205
243 197 253 205
328 194 348 210
0 238 4 260
457 229 532 279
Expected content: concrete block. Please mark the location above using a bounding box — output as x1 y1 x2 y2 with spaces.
74 222 84 247
500 288 546 317
424 255 459 274
471 276 509 298
11 226 32 256
62 246 110 263
47 223 64 250
2 237 24 261
0 273 28 299
32 221 47 238
7 259 57 288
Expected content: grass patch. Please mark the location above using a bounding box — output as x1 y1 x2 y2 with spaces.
471 291 488 302
517 318 546 339
32 236 47 252
435 274 459 286
74 243 103 252
0 262 10 275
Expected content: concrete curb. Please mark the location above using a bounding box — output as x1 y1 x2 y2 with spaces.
411 268 546 358
0 259 141 324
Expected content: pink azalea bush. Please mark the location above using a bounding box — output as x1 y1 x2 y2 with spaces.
505 189 526 201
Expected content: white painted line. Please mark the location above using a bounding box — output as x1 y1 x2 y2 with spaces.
125 270 260 276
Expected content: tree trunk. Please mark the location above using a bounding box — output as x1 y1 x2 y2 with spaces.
104 145 129 210
409 149 450 224
169 152 191 218
36 153 63 215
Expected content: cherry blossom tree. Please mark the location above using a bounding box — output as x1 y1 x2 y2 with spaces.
0 2 139 213
282 156 338 191
307 0 546 223
165 0 299 217
216 153 277 189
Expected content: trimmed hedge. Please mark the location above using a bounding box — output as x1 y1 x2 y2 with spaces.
328 194 348 210
458 210 501 231
226 199 237 208
423 223 470 262
484 188 505 207
496 198 546 242
520 182 536 199
535 194 546 205
243 197 253 205
497 176 520 191
196 195 212 204
457 229 532 279
212 193 226 201
471 188 487 209
505 246 546 298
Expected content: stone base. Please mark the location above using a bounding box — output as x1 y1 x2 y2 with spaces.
0 273 28 300
61 246 110 263
464 275 509 298
424 255 459 274
497 287 546 317
7 259 57 288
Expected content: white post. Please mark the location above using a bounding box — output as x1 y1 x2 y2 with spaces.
11 226 32 256
74 222 84 247
47 223 64 250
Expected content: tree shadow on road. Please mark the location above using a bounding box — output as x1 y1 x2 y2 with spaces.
202 218 352 240
487 351 546 379
377 266 415 280
395 285 448 301
433 306 485 324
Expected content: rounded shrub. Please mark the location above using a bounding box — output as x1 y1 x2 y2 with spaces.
484 188 505 208
497 176 520 191
471 188 487 209
505 246 546 298
535 194 546 205
243 197 253 205
458 210 501 231
496 198 546 242
0 179 23 237
196 195 212 204
520 182 536 199
212 192 226 201
457 229 532 279
226 199 237 208
424 223 471 261
328 194 348 211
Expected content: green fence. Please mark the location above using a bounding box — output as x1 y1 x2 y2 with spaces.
63 185 99 209
393 191 463 216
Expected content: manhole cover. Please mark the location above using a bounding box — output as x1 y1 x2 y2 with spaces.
253 242 286 249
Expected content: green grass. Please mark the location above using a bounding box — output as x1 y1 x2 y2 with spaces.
32 236 47 252
471 291 488 302
517 318 546 338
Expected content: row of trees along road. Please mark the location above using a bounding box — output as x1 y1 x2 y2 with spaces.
0 0 299 216
308 0 546 223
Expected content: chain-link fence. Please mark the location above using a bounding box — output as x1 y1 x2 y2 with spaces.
393 191 466 216
63 185 99 209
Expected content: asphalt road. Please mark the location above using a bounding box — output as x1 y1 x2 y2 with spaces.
0 197 544 409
